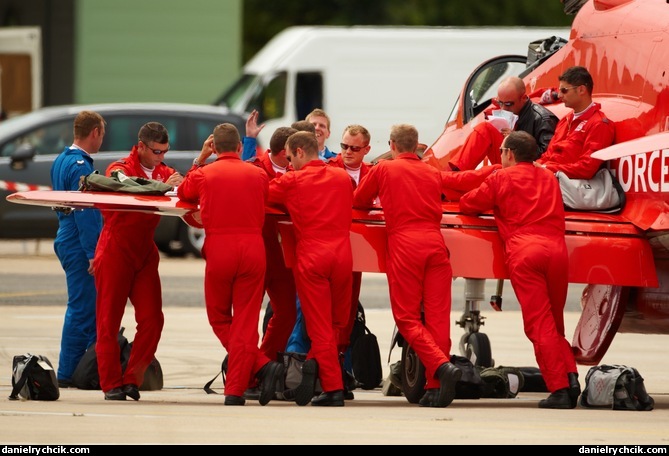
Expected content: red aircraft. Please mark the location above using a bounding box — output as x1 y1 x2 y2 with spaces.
6 0 668 402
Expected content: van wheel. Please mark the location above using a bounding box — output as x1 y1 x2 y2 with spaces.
400 344 426 404
178 224 204 258
465 332 493 367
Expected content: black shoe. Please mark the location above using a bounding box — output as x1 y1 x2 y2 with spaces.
58 378 73 389
256 361 285 406
435 362 462 408
243 387 261 400
224 395 245 406
418 389 439 407
538 388 575 409
567 372 581 408
344 369 358 392
295 358 318 406
104 387 126 401
311 390 345 407
344 389 354 400
122 383 140 401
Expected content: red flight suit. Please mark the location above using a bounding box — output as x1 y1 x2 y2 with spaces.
448 121 505 171
268 160 353 393
178 153 271 397
458 162 577 393
326 154 372 351
353 153 452 391
537 102 615 179
94 146 174 393
248 152 297 360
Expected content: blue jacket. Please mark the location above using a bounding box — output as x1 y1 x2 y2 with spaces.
50 146 102 259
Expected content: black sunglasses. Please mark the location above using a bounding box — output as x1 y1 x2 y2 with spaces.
142 141 169 155
494 98 515 107
559 86 579 94
340 143 365 152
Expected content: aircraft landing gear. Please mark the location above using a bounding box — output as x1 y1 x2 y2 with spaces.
456 278 496 368
390 278 500 402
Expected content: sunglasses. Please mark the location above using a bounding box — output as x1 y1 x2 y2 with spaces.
559 86 579 94
142 141 169 155
494 98 515 107
340 143 366 152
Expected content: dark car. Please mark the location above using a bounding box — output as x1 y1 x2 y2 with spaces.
0 102 248 257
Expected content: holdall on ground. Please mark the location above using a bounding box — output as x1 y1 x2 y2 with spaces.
279 352 323 399
351 325 383 390
9 353 60 401
581 364 654 411
478 365 525 398
450 354 484 399
71 327 163 391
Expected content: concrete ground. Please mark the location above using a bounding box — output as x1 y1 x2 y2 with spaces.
0 240 666 445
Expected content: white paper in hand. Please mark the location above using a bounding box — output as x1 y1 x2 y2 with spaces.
488 110 519 132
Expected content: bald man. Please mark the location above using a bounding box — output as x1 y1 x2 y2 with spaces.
448 76 557 171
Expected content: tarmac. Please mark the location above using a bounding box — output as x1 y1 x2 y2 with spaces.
0 240 667 446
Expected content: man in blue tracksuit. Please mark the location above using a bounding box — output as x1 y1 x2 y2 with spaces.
50 110 106 387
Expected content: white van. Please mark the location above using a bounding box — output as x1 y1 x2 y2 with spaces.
216 26 570 157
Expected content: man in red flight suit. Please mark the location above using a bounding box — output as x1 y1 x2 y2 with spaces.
535 66 615 179
267 131 353 407
353 124 462 408
248 126 298 361
178 123 284 406
327 124 372 388
95 122 183 401
459 131 580 409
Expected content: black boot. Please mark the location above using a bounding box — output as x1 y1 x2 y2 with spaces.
538 388 575 409
256 361 285 406
567 372 580 408
435 362 462 408
418 389 439 407
295 358 318 406
311 390 345 406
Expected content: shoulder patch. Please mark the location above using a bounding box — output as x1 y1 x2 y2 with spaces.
76 159 85 165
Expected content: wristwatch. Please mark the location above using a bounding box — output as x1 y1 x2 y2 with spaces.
193 158 202 167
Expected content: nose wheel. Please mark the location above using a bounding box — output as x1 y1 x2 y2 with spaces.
456 278 496 368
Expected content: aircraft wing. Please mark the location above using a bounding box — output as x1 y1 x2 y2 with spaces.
8 190 657 288
591 131 669 161
6 190 203 227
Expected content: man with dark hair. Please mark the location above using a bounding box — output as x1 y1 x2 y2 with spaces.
449 76 558 171
291 120 316 133
268 131 353 407
459 130 580 409
535 66 615 179
249 126 299 362
353 124 461 408
50 110 106 387
178 123 284 406
94 122 183 401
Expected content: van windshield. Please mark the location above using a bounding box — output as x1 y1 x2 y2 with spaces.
215 74 261 112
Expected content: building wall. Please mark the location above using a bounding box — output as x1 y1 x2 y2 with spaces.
75 0 242 104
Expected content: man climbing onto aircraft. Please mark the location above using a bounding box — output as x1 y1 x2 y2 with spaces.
458 130 580 409
448 75 558 171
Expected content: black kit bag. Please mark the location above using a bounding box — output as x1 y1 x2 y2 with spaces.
351 324 383 390
450 354 484 399
72 327 163 391
9 353 60 401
